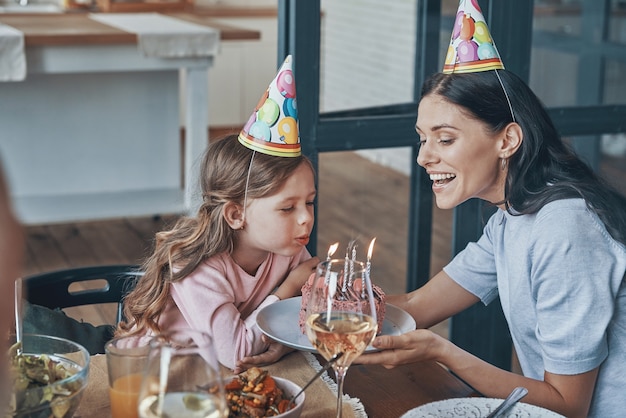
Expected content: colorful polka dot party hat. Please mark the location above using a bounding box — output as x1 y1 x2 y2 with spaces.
443 0 504 74
238 55 300 157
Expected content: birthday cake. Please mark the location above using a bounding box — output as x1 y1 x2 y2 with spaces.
298 274 386 335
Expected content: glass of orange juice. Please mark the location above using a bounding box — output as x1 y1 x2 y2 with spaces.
105 335 153 418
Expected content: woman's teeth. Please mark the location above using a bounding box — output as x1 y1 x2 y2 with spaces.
430 173 456 183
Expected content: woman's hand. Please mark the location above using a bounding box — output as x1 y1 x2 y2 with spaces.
273 256 320 300
359 329 598 418
355 329 445 368
234 335 294 374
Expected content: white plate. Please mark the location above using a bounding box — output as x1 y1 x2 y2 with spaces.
400 398 565 417
256 296 416 353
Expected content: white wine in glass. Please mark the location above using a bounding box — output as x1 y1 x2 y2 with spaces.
305 259 378 418
137 328 228 418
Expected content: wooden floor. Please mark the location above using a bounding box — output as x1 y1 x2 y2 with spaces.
22 150 453 337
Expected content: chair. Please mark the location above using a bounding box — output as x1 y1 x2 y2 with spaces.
23 264 143 325
22 264 143 354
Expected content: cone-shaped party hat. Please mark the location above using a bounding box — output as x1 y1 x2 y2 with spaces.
443 0 504 74
238 55 300 157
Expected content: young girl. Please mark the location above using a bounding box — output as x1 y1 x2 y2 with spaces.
118 56 320 371
357 3 626 417
118 134 318 370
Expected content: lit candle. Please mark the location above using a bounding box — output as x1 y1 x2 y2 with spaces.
342 242 351 294
327 242 339 261
364 238 376 297
324 243 338 284
366 237 376 277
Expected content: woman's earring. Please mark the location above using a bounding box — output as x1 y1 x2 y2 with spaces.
500 158 508 171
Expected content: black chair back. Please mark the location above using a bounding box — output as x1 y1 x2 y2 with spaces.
23 264 142 324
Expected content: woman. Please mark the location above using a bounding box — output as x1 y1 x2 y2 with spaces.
357 68 626 417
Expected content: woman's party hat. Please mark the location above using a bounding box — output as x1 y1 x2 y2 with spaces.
443 0 504 74
238 55 301 157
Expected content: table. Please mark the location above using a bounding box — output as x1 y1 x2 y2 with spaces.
344 360 477 417
78 351 477 418
0 14 259 225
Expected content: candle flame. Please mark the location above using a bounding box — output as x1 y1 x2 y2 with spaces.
328 242 339 258
367 237 376 261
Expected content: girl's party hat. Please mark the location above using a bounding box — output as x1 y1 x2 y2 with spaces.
443 0 504 74
238 55 301 157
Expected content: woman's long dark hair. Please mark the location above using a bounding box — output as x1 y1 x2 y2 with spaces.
421 70 626 245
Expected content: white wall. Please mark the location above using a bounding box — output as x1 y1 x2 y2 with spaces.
206 17 278 127
320 0 418 175
319 0 417 112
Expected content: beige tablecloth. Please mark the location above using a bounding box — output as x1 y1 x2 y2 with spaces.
75 352 365 418
88 13 220 58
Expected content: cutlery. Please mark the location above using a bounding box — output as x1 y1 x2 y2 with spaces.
287 352 344 409
486 386 528 418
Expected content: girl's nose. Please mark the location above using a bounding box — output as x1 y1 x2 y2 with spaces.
299 207 314 225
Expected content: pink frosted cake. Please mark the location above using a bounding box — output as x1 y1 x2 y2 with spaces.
299 274 386 334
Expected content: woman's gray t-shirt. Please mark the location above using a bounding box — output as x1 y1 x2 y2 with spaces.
444 198 626 417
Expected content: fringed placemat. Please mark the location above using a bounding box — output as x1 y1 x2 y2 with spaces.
76 351 368 417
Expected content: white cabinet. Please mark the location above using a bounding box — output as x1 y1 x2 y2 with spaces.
2 44 212 225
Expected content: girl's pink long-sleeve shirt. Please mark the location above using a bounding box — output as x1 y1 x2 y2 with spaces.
157 248 310 369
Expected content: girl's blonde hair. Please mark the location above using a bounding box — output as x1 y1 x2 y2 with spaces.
118 134 314 336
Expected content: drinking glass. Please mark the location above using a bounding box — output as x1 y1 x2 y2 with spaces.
137 328 228 418
106 334 154 418
304 259 378 418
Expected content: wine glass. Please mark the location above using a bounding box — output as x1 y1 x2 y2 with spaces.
304 259 378 418
137 328 228 418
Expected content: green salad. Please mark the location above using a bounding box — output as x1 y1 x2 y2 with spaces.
5 342 83 418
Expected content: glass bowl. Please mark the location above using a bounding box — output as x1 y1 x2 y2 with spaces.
7 333 90 418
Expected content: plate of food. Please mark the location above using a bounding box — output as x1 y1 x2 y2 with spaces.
256 296 416 353
400 398 565 417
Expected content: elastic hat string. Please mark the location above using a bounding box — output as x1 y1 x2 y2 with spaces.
242 150 256 223
494 70 516 123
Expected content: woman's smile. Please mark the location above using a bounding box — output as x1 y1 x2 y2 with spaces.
430 172 457 188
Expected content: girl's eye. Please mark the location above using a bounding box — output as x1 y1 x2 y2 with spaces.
306 200 315 206
281 207 295 212
438 137 453 144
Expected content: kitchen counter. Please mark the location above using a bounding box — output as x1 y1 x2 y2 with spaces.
0 12 261 224
0 12 260 45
